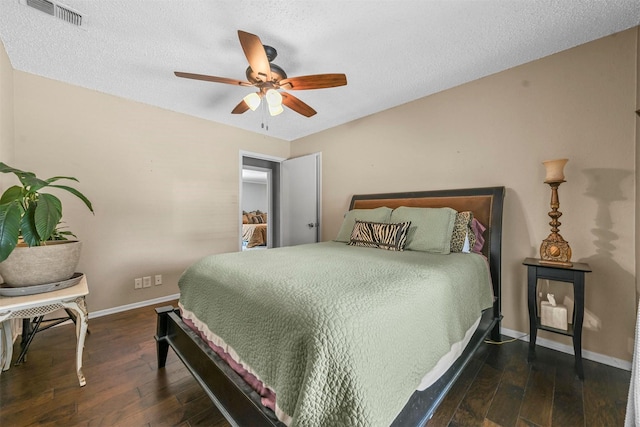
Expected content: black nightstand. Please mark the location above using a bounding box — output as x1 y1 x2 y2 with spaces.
523 257 592 379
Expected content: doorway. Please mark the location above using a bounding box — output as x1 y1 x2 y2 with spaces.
241 155 281 250
240 152 321 251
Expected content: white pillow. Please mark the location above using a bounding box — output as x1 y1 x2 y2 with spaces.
462 233 471 253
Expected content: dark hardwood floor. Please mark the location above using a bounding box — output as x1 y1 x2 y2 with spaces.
0 301 631 426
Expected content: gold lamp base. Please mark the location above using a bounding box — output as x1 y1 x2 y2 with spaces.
540 234 572 267
540 159 572 267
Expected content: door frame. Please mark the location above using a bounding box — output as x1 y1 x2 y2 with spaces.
239 151 285 251
241 165 272 248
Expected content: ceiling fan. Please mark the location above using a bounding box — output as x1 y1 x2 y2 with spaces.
175 30 347 118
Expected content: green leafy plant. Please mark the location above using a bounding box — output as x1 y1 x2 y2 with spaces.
0 162 93 262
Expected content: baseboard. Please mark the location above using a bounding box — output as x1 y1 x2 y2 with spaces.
501 326 632 371
80 300 636 372
89 293 180 319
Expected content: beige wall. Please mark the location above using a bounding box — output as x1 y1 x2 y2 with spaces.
0 29 637 362
636 29 640 301
292 29 638 362
10 71 289 312
0 39 14 177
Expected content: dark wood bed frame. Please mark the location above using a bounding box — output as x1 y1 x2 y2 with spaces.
155 186 505 427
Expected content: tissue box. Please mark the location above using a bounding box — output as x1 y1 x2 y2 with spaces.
541 301 568 330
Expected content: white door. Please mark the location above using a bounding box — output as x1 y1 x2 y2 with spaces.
281 153 321 246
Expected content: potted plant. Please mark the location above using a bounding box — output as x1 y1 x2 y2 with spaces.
0 162 93 287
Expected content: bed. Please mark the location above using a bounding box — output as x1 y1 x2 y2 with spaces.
156 186 505 426
242 210 268 248
242 223 268 248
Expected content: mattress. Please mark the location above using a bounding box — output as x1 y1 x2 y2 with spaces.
178 241 494 426
242 223 267 247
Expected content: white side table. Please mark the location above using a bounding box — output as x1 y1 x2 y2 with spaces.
0 275 89 386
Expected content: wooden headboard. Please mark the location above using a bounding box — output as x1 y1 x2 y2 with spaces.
349 186 505 326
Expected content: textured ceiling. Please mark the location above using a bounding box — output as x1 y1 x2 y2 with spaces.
0 1 639 141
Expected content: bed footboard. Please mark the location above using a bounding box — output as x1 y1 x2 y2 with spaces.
155 306 500 427
154 306 285 427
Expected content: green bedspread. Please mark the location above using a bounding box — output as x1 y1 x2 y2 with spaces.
178 241 494 427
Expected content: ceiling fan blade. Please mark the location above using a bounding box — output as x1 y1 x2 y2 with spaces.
238 30 272 82
279 74 347 90
281 92 317 117
174 71 252 86
231 99 250 114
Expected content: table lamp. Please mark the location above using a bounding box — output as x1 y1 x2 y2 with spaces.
540 158 572 266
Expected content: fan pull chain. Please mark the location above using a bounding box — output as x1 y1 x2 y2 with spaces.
261 99 269 131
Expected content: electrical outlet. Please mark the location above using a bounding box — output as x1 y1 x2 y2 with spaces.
155 274 162 286
134 278 142 289
143 276 152 288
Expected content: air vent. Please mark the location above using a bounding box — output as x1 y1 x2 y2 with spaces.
20 0 86 28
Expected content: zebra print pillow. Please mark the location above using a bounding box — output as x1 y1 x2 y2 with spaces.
348 220 411 251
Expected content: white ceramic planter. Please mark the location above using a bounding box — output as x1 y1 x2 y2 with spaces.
0 241 82 287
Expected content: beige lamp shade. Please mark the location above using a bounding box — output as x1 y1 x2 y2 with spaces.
265 89 282 107
243 92 261 111
543 158 568 183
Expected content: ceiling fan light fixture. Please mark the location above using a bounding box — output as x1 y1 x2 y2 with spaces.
265 88 282 107
243 92 261 111
269 103 284 116
175 30 347 121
